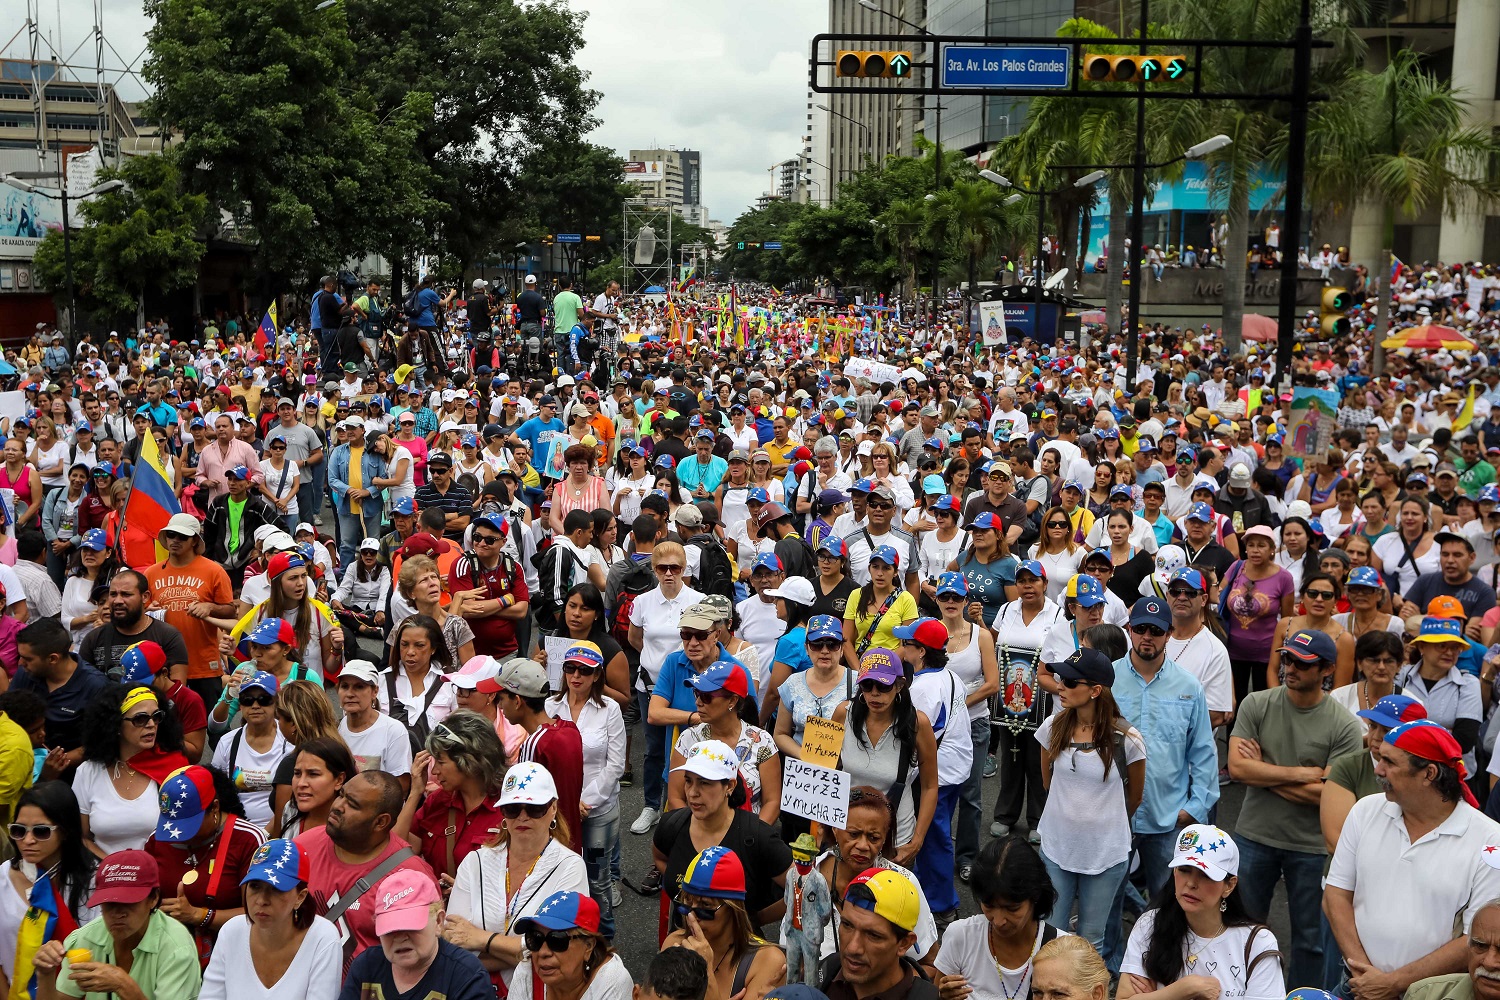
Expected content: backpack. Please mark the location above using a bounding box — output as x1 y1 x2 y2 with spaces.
610 557 656 656
385 670 446 756
530 543 582 632
687 533 735 603
402 286 425 321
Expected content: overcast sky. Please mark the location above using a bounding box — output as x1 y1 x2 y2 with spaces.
0 0 820 225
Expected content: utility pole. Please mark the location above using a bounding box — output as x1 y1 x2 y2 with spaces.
1275 0 1314 379
1124 0 1149 384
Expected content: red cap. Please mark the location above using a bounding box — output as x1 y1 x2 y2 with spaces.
793 460 813 479
88 850 160 907
793 446 813 461
400 532 451 559
265 552 307 580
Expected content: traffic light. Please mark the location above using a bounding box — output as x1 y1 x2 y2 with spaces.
1083 53 1187 82
1320 286 1351 336
835 50 914 79
584 235 602 242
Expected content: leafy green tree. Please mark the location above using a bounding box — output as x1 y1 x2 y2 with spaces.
722 199 811 286
927 179 1019 328
32 151 209 325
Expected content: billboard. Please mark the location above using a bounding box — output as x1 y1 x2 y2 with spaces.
623 160 665 183
0 147 104 261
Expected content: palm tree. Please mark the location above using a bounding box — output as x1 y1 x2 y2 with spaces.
929 179 1015 331
876 198 927 297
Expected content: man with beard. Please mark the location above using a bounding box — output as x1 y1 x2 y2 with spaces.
296 770 439 965
77 570 190 681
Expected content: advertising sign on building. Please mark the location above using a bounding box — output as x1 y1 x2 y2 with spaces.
623 161 665 183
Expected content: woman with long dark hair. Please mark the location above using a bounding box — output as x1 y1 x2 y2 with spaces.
380 613 457 735
59 529 115 651
658 849 786 1000
543 583 632 707
75 684 190 857
810 535 857 622
275 736 356 839
1118 824 1284 1000
0 782 97 999
1267 571 1356 689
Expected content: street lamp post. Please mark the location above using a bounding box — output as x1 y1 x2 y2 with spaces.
1 171 124 341
817 104 873 175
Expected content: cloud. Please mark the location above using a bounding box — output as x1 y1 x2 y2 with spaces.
3 0 817 222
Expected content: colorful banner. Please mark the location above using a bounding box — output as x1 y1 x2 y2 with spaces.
1285 387 1340 465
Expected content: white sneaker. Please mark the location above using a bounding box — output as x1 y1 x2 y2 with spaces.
610 883 623 909
630 807 660 835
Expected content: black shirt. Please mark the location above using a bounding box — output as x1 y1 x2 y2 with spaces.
336 323 365 366
338 938 491 1000
414 481 475 541
654 808 792 928
516 290 546 324
10 660 108 752
79 619 191 680
812 574 858 619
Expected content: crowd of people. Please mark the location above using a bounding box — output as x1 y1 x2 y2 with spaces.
0 252 1496 1000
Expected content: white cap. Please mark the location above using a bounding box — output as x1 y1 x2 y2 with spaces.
1168 824 1240 881
340 660 381 686
344 415 365 429
164 513 203 538
856 440 874 456
670 740 740 782
253 524 282 545
524 274 537 284
261 530 297 553
498 762 558 805
472 278 488 289
556 374 575 387
765 576 816 605
443 654 502 690
295 522 316 536
358 537 381 552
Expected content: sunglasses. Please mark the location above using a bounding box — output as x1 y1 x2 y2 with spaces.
1304 589 1337 601
866 500 894 510
675 901 725 922
693 689 732 704
859 678 896 694
1046 521 1069 529
680 629 712 642
523 930 580 954
1058 676 1091 689
562 662 598 676
1167 586 1199 598
269 443 286 450
807 639 842 651
162 531 192 542
7 823 56 841
240 694 275 708
1130 624 1167 637
656 564 684 575
124 709 166 728
500 802 552 819
473 534 502 546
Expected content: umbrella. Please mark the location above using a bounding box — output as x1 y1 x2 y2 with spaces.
1380 324 1476 351
1241 314 1279 343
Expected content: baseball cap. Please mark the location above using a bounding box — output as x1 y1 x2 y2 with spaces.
1186 501 1215 523
673 504 705 528
933 495 961 514
358 537 381 554
1411 616 1468 645
1433 529 1475 552
1346 566 1382 589
935 571 969 598
755 502 792 527
868 544 900 569
1130 596 1172 631
265 552 305 581
339 659 381 686
1228 463 1252 487
689 661 754 699
1168 824 1240 881
892 617 948 650
845 868 921 934
1015 558 1047 581
225 465 251 481
78 528 108 552
443 655 503 692
1280 628 1339 663
1169 567 1207 592
498 761 559 806
87 850 160 907
966 512 1000 532
498 657 550 698
515 891 602 935
679 604 718 631
806 615 843 643
817 535 848 558
240 670 279 697
154 766 218 842
1427 595 1467 620
766 577 816 605
858 649 903 686
163 512 203 538
1357 694 1428 730
1067 574 1106 607
681 846 747 900
119 641 167 685
239 838 308 890
246 617 297 648
1048 647 1115 687
390 497 417 517
372 869 441 936
671 739 740 782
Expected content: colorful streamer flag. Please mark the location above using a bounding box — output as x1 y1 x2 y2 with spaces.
254 301 277 359
1454 383 1479 431
1391 255 1406 284
13 870 79 1000
123 428 181 565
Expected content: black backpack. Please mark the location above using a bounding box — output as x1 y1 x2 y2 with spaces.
385 669 446 756
402 286 425 321
686 533 735 603
531 543 582 632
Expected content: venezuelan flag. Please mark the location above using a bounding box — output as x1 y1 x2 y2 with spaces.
122 430 180 566
254 301 277 359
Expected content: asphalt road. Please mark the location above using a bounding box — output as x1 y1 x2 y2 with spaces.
598 735 1289 981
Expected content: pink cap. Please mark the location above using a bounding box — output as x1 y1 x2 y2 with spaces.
372 869 441 936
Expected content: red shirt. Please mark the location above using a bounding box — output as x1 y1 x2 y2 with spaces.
518 719 583 854
410 787 505 879
448 555 529 658
295 827 439 969
146 815 266 961
163 681 207 736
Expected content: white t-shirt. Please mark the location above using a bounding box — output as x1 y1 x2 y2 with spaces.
735 596 785 691
32 440 69 488
918 529 968 582
510 956 634 1000
389 444 416 501
212 728 291 830
1121 910 1284 1000
73 760 160 854
630 585 705 686
936 917 1069 1000
1034 715 1145 873
339 712 413 775
199 915 343 1000
910 666 973 786
259 459 300 518
1164 628 1235 714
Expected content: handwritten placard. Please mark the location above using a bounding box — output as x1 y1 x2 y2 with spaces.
800 716 844 769
843 358 902 386
544 635 571 692
781 758 850 829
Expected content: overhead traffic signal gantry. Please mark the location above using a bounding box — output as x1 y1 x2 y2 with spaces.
1082 53 1187 83
835 50 914 79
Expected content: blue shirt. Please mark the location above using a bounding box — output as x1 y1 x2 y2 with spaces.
1110 654 1219 834
414 287 443 328
653 646 756 714
515 416 563 458
773 627 811 675
678 454 729 494
1147 511 1175 548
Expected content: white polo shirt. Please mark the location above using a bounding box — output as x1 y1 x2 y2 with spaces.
629 584 704 689
1326 793 1500 972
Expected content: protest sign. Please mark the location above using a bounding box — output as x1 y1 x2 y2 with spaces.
800 716 844 769
781 758 850 829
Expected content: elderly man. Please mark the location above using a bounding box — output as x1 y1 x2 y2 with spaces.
1325 720 1500 1000
1405 900 1500 1000
338 869 490 1000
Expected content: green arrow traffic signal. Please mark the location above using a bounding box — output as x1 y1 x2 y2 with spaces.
1167 57 1187 79
1141 58 1161 80
737 241 745 250
890 52 911 77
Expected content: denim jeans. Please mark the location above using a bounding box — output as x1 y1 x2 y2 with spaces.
1103 829 1178 969
1319 905 1346 991
583 803 620 939
1041 850 1128 961
298 461 325 526
336 507 382 571
1234 834 1326 989
912 784 961 915
636 689 666 810
955 716 989 870
317 327 338 375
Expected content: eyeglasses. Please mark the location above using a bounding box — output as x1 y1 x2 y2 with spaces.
523 930 580 953
7 823 56 841
500 802 552 819
1166 586 1199 598
240 694 275 708
124 709 166 728
1304 589 1337 601
675 901 726 922
680 629 712 642
656 564 684 575
1046 521 1069 529
859 679 896 694
562 662 598 676
807 639 842 651
473 534 502 546
1130 624 1167 637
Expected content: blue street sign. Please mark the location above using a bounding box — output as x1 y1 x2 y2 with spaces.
939 45 1071 90
556 233 582 243
764 241 782 250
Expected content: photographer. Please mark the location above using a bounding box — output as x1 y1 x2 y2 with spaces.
517 274 548 377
